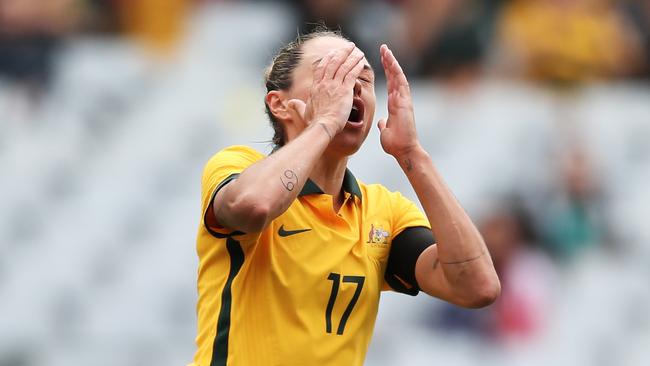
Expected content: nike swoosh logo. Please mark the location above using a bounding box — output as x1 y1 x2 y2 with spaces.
393 274 414 290
278 225 312 237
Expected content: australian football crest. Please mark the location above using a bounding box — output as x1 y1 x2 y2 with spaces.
366 224 390 246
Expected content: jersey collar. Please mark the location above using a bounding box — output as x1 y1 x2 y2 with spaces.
299 168 362 200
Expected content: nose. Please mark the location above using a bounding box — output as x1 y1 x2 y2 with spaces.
353 79 362 97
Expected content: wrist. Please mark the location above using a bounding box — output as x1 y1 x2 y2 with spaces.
305 118 336 143
394 144 427 162
394 145 429 172
312 117 341 134
317 122 333 140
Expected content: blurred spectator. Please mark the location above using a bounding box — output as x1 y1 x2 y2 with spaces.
283 0 500 84
539 148 609 261
388 0 501 84
494 0 645 85
79 0 122 35
483 204 553 341
290 0 360 37
115 0 190 56
285 0 372 64
432 201 553 342
622 0 650 78
0 0 78 89
278 0 384 77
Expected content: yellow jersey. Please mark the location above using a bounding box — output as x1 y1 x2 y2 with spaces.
191 145 430 366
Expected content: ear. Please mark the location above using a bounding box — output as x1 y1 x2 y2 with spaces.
265 90 291 122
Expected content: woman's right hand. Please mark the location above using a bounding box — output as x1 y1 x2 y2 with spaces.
288 43 366 136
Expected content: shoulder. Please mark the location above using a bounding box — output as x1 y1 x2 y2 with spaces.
203 145 265 172
359 182 412 207
201 145 265 185
359 181 428 230
206 145 265 165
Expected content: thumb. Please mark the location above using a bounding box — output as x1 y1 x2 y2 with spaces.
287 99 307 121
377 118 387 132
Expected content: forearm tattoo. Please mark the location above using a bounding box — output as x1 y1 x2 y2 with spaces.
440 252 485 265
402 158 413 172
319 122 333 140
280 169 298 191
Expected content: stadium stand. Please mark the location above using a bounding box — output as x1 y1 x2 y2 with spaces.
0 2 649 366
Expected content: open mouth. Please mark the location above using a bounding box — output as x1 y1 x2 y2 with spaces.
347 98 365 125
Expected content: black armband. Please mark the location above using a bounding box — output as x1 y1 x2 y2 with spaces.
384 226 435 296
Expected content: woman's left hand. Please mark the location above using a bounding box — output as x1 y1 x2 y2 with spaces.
377 44 422 159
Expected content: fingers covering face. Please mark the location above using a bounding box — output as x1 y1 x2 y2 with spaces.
343 58 366 86
322 42 356 80
313 50 335 82
335 48 365 81
311 43 367 87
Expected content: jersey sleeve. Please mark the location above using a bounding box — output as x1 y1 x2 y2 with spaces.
384 191 435 296
389 191 430 237
200 145 263 236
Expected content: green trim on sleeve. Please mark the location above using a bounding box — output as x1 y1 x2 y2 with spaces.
210 232 245 366
204 173 240 238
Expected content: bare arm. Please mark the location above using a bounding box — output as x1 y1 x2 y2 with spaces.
212 43 366 233
378 44 500 308
401 149 499 308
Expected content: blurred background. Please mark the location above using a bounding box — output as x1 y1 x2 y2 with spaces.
1 0 649 365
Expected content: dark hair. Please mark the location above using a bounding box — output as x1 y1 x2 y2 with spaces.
264 28 345 147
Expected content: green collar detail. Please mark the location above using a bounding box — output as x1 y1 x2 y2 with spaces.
299 168 362 200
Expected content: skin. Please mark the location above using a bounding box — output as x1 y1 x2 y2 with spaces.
211 36 500 308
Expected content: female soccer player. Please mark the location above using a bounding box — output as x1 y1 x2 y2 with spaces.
191 30 500 366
